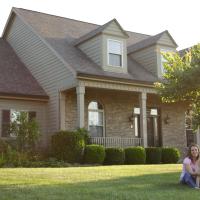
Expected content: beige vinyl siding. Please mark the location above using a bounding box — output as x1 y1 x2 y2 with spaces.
78 35 102 66
158 32 176 47
103 21 125 37
130 45 157 76
5 16 74 136
0 99 47 144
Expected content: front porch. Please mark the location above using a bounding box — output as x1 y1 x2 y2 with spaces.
60 78 187 150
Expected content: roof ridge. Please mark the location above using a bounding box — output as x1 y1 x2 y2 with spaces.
14 7 101 27
13 7 151 38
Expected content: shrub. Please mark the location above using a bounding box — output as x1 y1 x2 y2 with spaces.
3 146 30 167
75 128 90 145
145 147 162 164
0 139 9 154
161 147 180 163
83 145 105 164
104 147 125 165
0 153 6 167
51 130 85 163
125 147 146 164
9 112 40 152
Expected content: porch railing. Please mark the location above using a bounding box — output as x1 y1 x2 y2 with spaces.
90 137 143 148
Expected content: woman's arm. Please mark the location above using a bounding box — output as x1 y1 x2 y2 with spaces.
185 164 197 176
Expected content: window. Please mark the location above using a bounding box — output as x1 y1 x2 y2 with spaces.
11 110 27 123
88 101 104 137
160 49 167 75
160 49 172 75
1 109 36 137
108 40 123 67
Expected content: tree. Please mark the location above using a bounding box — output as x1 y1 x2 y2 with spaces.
10 112 41 152
155 44 200 129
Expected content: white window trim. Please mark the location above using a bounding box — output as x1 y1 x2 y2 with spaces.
107 39 123 68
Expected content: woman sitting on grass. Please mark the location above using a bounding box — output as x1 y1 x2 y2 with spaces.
180 144 199 189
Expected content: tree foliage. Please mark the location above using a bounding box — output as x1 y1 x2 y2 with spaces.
10 112 40 152
155 44 200 129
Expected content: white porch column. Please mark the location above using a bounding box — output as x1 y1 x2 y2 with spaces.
59 92 66 130
139 92 147 147
76 85 85 128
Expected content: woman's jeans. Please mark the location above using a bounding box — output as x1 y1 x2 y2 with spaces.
180 172 197 188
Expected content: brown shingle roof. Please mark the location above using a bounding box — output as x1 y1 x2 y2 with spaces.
11 8 159 84
0 38 48 100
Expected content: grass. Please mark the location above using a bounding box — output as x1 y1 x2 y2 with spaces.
0 164 199 200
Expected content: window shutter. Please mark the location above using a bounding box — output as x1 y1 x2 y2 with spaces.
28 111 36 121
2 110 10 137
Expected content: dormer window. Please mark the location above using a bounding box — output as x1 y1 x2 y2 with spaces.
160 49 168 74
107 39 123 67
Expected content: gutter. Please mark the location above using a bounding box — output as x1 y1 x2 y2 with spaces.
0 92 49 102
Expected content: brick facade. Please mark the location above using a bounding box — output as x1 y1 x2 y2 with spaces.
161 103 187 153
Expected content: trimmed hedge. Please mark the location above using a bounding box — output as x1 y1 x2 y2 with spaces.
145 147 162 164
125 147 146 164
51 131 85 163
104 147 125 165
83 145 105 164
161 147 180 163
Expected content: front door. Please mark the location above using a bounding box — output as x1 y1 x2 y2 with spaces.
147 115 160 146
147 117 154 146
134 107 161 146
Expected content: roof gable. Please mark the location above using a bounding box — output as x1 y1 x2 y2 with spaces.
157 31 178 47
127 30 177 54
74 19 128 46
102 19 129 37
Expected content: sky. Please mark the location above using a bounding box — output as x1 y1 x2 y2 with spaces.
0 0 199 50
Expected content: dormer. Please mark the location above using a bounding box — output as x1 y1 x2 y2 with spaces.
74 19 129 73
128 30 178 78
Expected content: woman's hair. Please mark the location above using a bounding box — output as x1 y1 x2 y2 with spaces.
187 143 200 160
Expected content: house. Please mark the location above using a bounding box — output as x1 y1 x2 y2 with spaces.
0 7 187 151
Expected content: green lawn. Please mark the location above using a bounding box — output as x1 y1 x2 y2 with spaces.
0 164 198 200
